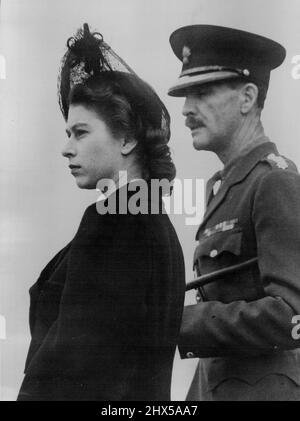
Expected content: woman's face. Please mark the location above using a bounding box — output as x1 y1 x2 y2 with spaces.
63 104 124 189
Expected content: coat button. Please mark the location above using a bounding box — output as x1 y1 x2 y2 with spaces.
196 293 202 302
186 352 195 358
210 249 218 258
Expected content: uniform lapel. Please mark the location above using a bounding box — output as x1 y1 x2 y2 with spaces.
196 140 278 238
205 171 222 207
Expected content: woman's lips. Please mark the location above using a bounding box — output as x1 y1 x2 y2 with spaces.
69 165 81 174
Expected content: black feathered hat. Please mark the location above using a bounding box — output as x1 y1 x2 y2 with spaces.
58 23 170 140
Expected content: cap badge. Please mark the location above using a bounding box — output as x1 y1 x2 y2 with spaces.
242 69 250 77
182 46 191 64
267 153 288 170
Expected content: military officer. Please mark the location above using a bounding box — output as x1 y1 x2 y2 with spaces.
168 25 300 400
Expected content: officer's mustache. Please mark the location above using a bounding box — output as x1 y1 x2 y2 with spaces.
185 116 205 130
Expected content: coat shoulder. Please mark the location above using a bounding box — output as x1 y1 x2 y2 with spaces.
248 152 300 192
259 153 299 174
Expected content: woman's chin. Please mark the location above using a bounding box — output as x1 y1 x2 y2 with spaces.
74 177 95 190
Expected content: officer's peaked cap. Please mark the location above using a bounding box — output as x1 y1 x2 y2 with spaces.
168 25 286 97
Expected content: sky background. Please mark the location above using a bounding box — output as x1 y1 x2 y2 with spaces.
0 0 300 401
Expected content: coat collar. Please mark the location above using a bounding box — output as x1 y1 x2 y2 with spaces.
196 139 278 239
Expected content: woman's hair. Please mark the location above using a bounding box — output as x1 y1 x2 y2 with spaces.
68 72 176 183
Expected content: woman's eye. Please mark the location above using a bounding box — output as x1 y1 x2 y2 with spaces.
76 130 88 138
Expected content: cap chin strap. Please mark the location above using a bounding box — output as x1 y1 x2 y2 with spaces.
168 70 243 97
181 65 250 78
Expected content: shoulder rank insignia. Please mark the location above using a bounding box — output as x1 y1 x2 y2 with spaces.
266 153 288 170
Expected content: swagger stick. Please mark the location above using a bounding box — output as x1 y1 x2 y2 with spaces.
186 257 258 291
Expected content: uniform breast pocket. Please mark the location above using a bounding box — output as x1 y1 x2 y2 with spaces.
194 230 262 303
194 229 243 273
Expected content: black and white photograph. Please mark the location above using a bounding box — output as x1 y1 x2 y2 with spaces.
1 0 300 403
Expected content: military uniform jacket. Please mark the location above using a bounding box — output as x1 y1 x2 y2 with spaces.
18 187 185 401
179 140 300 394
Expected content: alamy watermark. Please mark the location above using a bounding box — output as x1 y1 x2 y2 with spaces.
96 172 205 226
0 314 6 401
0 315 5 340
291 315 300 340
291 55 300 80
0 55 6 80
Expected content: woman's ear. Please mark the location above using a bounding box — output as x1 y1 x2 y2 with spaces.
121 137 138 156
240 83 259 114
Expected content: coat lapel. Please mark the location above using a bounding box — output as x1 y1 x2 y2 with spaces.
196 140 278 239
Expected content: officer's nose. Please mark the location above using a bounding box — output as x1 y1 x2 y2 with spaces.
182 95 196 117
61 138 76 158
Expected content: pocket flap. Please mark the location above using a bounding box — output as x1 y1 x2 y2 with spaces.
194 230 242 263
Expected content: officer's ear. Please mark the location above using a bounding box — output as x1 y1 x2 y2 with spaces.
120 137 138 156
240 83 259 114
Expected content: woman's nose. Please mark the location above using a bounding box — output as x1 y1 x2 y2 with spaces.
61 139 76 158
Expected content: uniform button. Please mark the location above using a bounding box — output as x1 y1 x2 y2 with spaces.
186 352 195 358
210 249 218 258
196 293 202 303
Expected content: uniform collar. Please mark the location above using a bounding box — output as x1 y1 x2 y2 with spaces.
220 137 277 182
220 138 278 185
196 138 278 239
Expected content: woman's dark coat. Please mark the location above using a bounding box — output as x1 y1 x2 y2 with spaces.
18 188 185 401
